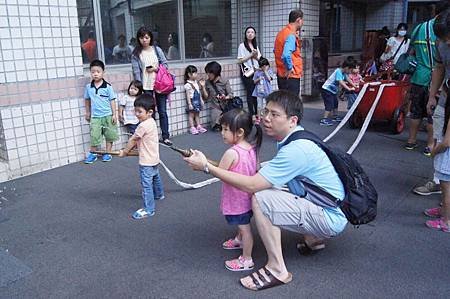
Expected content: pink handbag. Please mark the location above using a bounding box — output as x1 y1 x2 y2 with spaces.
154 65 175 95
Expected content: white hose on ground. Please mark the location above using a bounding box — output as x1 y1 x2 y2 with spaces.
347 83 395 154
323 83 369 142
159 160 220 189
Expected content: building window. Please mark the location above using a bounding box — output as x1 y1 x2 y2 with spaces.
320 1 365 53
77 0 98 64
131 0 179 61
183 0 232 59
76 0 233 65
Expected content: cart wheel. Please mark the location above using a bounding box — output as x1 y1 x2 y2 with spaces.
349 113 362 129
390 108 405 134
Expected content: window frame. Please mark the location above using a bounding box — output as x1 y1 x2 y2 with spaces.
81 0 237 67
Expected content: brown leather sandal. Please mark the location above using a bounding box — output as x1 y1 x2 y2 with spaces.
240 267 292 291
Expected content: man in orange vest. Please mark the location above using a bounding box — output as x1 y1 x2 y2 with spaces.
82 31 97 62
274 10 304 96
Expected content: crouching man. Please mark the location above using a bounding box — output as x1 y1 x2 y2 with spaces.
184 90 347 291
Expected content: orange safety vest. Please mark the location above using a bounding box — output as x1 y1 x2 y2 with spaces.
274 24 303 79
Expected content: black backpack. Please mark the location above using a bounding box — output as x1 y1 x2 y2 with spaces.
281 130 378 225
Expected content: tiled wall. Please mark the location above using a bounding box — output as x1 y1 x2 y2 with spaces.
260 0 296 60
0 112 6 160
366 1 405 31
0 62 253 181
0 0 83 84
240 0 260 51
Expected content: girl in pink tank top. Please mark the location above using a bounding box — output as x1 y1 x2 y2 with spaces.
218 109 262 272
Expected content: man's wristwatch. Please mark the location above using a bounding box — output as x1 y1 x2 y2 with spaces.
203 162 210 174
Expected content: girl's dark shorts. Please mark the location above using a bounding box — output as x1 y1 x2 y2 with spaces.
225 210 253 225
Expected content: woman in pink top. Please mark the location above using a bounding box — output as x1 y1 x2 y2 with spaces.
218 109 262 271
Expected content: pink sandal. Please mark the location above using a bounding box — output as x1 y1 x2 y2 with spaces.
424 207 441 218
225 255 254 272
425 218 450 233
222 237 243 250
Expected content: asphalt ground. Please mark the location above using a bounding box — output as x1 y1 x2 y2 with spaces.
0 107 449 298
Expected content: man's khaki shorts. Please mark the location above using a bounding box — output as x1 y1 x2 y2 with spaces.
255 189 337 239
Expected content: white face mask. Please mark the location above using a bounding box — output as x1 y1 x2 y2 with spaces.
398 30 407 37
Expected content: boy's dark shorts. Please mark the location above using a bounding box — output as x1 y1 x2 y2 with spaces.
409 83 433 124
321 89 338 112
225 210 253 225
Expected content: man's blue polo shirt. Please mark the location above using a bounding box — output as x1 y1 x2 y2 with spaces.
84 80 116 118
259 126 348 234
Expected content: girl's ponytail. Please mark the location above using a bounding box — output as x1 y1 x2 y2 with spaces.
253 122 263 155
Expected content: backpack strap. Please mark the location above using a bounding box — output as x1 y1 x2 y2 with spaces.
391 38 406 61
425 20 434 69
281 130 326 149
280 130 342 205
408 22 424 55
154 45 168 68
187 82 199 92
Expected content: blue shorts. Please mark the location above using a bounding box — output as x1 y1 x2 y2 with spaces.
225 210 253 225
322 89 338 112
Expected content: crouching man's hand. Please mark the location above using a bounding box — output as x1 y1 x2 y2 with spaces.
184 150 208 171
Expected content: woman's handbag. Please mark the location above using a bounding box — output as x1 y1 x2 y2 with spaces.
210 81 243 112
154 65 175 95
394 53 418 75
223 97 243 113
240 54 256 78
380 38 406 73
241 65 255 78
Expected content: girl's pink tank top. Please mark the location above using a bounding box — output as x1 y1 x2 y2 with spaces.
221 144 257 215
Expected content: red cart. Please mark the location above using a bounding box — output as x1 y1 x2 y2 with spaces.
349 80 410 134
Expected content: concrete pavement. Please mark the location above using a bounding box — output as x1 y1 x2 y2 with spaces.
0 106 449 298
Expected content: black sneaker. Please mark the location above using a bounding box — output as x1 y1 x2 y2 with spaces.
160 139 173 146
423 146 431 157
404 142 418 150
212 124 222 132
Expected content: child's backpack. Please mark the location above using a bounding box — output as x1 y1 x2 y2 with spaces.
154 65 176 95
281 130 378 226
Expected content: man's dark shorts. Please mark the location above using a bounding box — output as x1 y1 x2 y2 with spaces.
277 76 300 96
409 83 433 124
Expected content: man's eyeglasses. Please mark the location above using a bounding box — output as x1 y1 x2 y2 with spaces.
260 108 287 119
